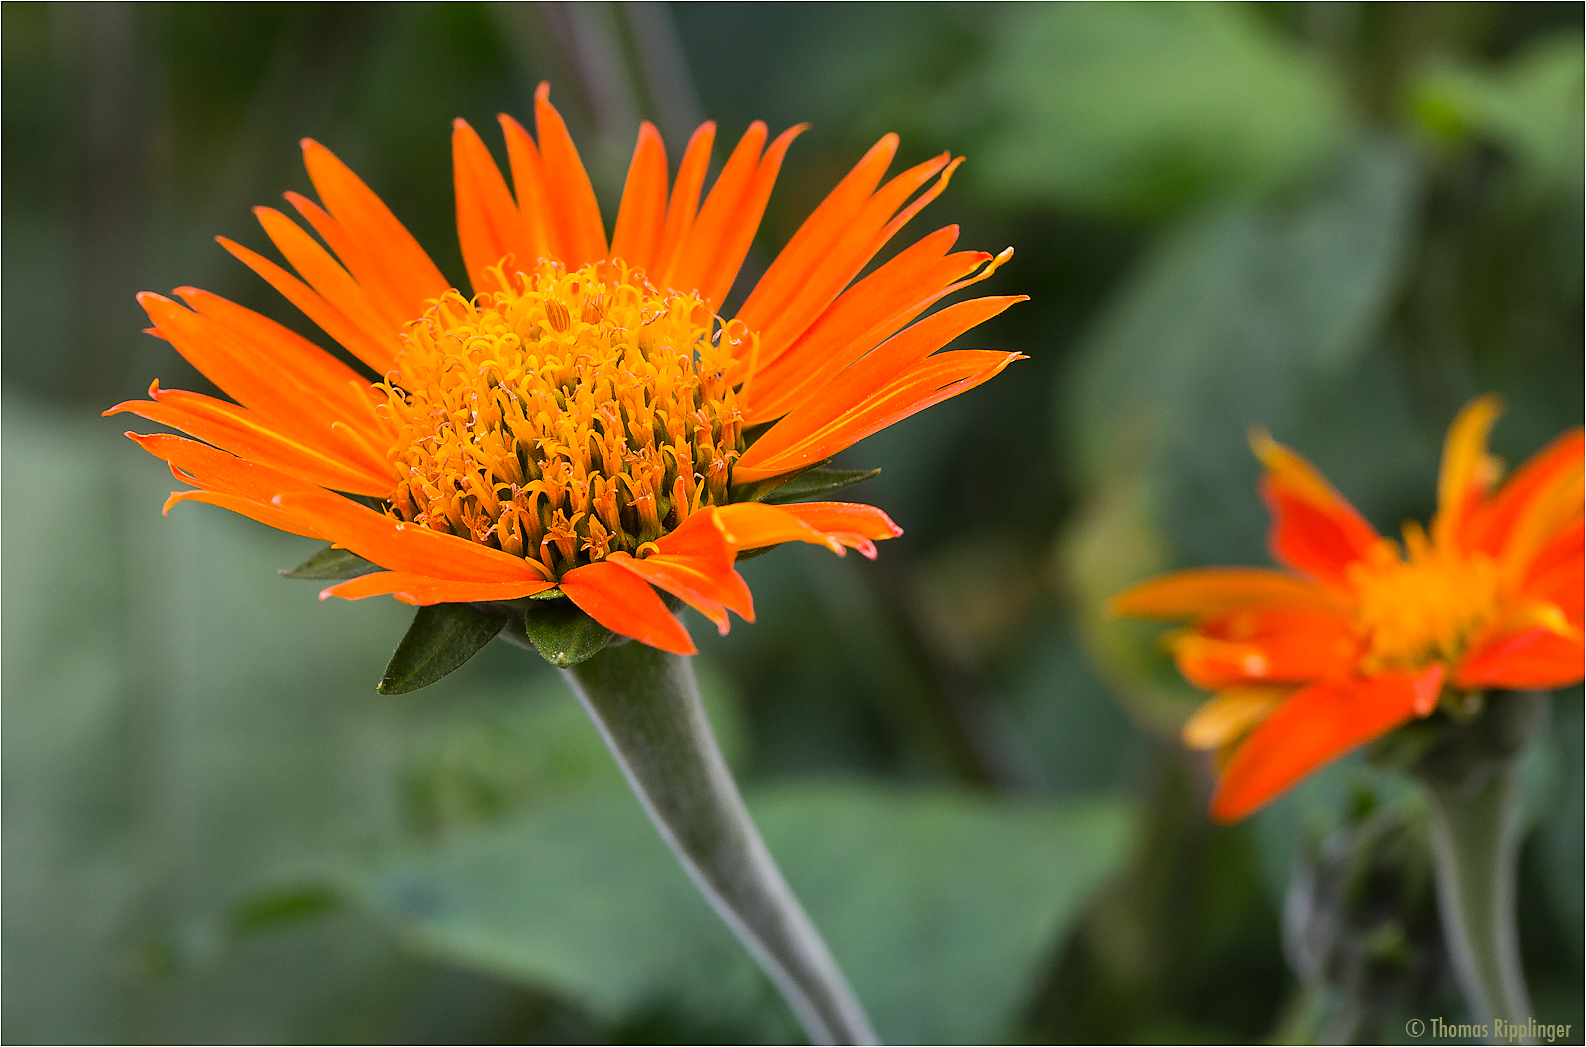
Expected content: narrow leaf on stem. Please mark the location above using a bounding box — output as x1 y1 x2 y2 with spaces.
280 544 381 580
378 604 506 694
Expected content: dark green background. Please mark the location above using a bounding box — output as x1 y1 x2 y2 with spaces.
4 3 1582 1042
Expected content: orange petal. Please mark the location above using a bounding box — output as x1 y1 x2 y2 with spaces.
1171 607 1360 689
1432 394 1504 550
172 287 387 433
654 121 717 277
283 191 413 332
453 118 535 294
127 431 319 501
742 227 963 414
773 502 902 546
1456 628 1585 690
638 506 753 622
768 501 904 560
272 490 549 583
559 560 696 655
1110 568 1347 619
136 291 390 459
711 502 845 555
1181 687 1289 750
1467 427 1585 556
664 120 771 291
320 571 552 605
123 431 329 539
653 504 736 564
745 153 962 372
497 113 554 264
606 551 752 635
609 122 669 274
253 205 398 350
735 348 1022 482
533 82 608 268
743 241 1015 425
218 237 395 372
1496 450 1584 585
164 489 327 540
1210 665 1444 822
743 294 1025 466
300 138 449 314
735 133 900 341
109 386 392 495
1251 429 1384 587
665 119 798 307
1522 520 1583 617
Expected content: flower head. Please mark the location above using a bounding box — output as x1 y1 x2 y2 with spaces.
110 84 1024 656
1112 396 1583 821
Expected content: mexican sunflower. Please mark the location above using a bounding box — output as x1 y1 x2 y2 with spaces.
109 84 1024 656
1112 396 1583 822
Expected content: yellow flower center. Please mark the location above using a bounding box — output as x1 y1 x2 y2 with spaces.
378 260 753 577
1348 523 1500 673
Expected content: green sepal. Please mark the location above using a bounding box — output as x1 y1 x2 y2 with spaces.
378 604 506 695
280 545 381 581
518 596 615 668
761 466 881 503
731 463 880 504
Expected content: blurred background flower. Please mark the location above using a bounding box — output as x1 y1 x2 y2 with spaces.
3 3 1580 1043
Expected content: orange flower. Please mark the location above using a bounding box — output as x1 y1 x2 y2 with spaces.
109 84 1024 656
1112 396 1583 822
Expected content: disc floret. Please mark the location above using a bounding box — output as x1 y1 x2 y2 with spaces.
1349 523 1502 674
380 261 752 577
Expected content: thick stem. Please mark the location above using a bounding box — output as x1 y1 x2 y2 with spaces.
562 641 878 1045
1414 691 1548 1043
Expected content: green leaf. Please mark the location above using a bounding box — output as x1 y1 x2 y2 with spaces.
759 467 882 504
517 597 615 669
228 883 344 938
1408 35 1585 193
1061 143 1422 734
378 605 506 695
4 396 436 1043
946 4 1349 219
280 545 381 581
343 784 1137 1044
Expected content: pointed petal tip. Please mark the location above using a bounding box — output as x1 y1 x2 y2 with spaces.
1411 663 1445 715
1207 796 1246 824
1247 424 1277 460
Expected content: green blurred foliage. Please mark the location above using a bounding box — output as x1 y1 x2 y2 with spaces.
4 2 1581 1044
343 786 1132 1044
939 3 1352 219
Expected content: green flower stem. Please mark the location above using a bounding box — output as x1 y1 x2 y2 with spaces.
561 640 878 1046
1414 691 1548 1040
